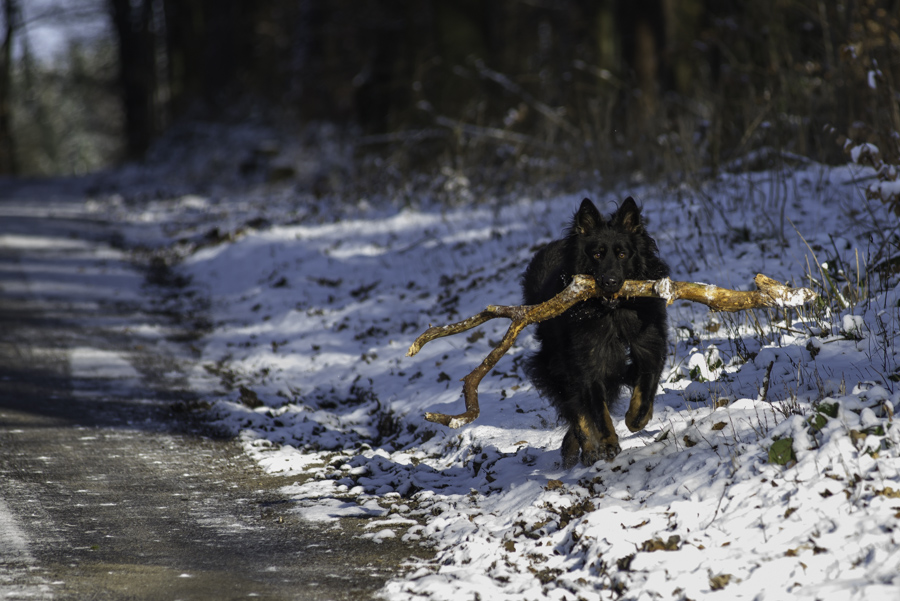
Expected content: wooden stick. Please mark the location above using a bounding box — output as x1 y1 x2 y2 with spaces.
407 274 816 428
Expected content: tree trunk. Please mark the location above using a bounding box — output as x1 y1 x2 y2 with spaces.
109 0 157 160
0 0 18 174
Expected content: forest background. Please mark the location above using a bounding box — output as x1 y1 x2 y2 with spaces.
1 0 897 190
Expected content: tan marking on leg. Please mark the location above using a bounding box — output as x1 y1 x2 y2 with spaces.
597 402 619 449
575 413 600 454
576 414 595 435
571 409 621 465
625 385 652 432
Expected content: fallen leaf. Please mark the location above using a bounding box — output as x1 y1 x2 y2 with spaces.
616 554 635 571
709 573 732 591
640 535 680 552
239 386 263 409
849 429 867 444
630 519 650 529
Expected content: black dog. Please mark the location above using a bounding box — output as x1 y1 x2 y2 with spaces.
522 197 669 468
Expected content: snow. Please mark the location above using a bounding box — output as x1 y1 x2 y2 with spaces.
74 141 900 600
869 70 879 90
652 276 675 303
850 143 879 164
868 178 900 203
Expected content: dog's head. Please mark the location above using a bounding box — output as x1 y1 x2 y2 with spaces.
570 197 651 295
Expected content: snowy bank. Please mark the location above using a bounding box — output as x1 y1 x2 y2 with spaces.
102 160 900 600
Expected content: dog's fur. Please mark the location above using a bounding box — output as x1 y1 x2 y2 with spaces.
522 197 669 467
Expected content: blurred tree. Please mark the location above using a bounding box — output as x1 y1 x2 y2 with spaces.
109 0 157 159
163 0 287 116
619 0 666 120
97 0 900 176
0 0 20 174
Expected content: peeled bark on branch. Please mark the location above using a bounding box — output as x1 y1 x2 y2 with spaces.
407 274 816 428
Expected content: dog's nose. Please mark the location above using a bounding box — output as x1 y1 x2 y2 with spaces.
600 275 621 294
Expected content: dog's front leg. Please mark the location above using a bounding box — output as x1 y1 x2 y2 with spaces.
563 410 621 468
566 392 621 466
560 427 582 469
589 399 622 463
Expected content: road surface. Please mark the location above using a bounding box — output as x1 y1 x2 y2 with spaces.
0 179 428 600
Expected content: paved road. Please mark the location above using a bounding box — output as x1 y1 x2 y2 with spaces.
0 180 428 600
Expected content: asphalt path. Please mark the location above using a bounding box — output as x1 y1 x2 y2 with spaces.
0 180 428 600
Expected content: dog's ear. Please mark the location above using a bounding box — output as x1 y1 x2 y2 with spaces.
573 198 604 235
612 196 645 234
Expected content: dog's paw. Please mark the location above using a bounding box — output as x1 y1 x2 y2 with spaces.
625 405 652 432
580 447 600 466
600 440 622 462
562 450 580 470
580 439 621 466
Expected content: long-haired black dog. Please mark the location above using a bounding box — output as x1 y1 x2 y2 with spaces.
522 197 669 468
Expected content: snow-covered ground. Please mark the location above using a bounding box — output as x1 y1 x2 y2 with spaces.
93 144 900 600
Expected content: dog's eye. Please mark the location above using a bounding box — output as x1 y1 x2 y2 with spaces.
617 251 627 260
592 248 605 259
